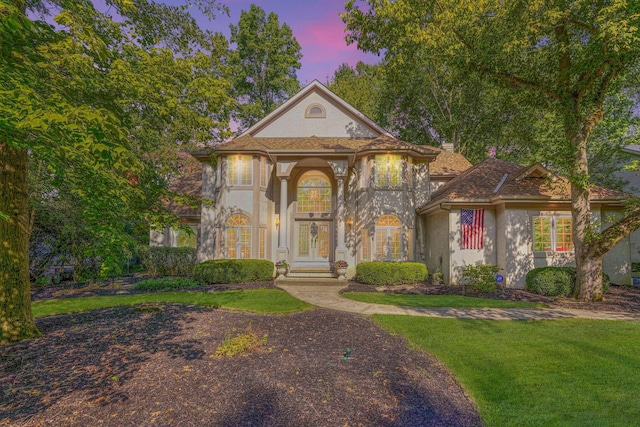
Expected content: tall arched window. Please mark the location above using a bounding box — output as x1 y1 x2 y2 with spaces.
297 171 332 213
225 214 251 259
375 215 402 261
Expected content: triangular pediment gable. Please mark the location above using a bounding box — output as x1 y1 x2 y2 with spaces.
515 163 554 180
239 80 390 139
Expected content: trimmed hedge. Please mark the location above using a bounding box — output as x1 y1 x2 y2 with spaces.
526 266 610 297
193 259 274 284
135 277 200 291
137 246 196 277
356 262 427 286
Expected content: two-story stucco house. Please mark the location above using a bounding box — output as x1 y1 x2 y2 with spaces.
152 80 632 287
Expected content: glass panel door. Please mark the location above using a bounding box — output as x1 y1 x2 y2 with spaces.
295 221 331 264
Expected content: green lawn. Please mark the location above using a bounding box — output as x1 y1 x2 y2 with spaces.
32 289 310 318
343 292 546 308
374 315 640 427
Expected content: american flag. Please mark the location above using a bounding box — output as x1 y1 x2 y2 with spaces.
461 209 484 249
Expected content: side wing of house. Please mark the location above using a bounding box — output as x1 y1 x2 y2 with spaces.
419 159 632 288
150 167 202 250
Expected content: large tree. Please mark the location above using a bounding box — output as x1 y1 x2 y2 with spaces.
329 55 561 164
344 0 640 301
0 0 233 342
229 4 302 131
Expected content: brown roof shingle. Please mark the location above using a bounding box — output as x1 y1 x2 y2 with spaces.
209 135 439 157
424 158 627 210
429 148 473 176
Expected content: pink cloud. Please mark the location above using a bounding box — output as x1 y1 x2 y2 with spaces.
294 17 359 63
290 10 380 82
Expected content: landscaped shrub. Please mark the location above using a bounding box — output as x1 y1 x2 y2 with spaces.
356 262 427 286
525 267 575 296
526 266 610 296
135 277 200 291
137 246 196 277
460 263 501 293
193 259 274 284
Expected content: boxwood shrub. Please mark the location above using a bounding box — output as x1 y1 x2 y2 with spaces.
356 262 427 286
526 266 610 296
193 259 274 284
137 246 196 277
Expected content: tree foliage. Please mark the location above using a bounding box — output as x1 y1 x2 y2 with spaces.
328 61 386 123
0 0 233 342
229 4 302 131
343 0 640 301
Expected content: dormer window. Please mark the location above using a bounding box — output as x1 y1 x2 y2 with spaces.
305 103 326 118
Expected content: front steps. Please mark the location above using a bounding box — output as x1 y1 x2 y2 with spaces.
275 276 345 286
285 271 336 279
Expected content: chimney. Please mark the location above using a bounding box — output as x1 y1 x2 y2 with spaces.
441 142 455 152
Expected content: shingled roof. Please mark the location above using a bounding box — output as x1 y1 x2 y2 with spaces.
429 148 473 176
191 134 439 160
421 158 627 213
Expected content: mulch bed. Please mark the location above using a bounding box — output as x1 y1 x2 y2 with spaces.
30 277 277 301
8 277 639 426
342 282 640 313
1 306 482 427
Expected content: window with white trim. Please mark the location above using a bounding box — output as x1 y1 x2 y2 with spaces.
225 214 251 258
297 171 332 213
228 155 252 186
361 229 369 260
259 228 266 259
375 215 402 261
533 215 573 252
359 157 368 189
375 154 402 187
260 158 270 187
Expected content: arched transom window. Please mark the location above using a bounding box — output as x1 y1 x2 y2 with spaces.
297 171 332 213
375 215 402 261
305 103 326 118
225 214 251 259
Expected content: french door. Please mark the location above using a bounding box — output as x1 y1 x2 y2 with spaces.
294 220 331 266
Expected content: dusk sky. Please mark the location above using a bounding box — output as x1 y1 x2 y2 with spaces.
190 0 381 84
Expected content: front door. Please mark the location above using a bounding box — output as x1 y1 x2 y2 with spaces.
294 220 331 269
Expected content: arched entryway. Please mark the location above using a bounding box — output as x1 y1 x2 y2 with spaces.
292 170 333 270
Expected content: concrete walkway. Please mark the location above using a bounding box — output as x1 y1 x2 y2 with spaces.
277 282 640 321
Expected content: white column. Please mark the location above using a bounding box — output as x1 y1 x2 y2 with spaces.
279 177 288 249
337 178 346 250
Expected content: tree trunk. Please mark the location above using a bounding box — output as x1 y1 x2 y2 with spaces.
576 255 604 302
570 176 604 301
0 142 40 343
566 107 606 301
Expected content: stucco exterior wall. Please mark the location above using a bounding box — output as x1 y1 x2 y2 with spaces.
448 209 497 285
618 149 640 263
499 206 631 288
502 208 536 288
423 211 450 282
429 180 448 194
254 92 378 138
602 208 631 285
